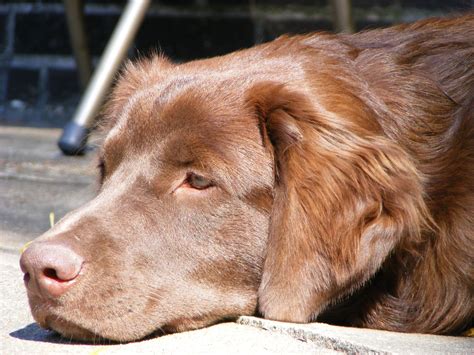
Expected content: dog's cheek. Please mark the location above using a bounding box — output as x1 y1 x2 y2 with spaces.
152 202 269 329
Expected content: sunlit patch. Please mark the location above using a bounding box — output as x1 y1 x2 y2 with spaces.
49 211 55 228
462 328 474 337
89 347 108 355
20 240 33 254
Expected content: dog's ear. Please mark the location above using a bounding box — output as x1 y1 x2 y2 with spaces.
246 82 432 322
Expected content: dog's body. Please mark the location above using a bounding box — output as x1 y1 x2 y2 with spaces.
21 14 473 341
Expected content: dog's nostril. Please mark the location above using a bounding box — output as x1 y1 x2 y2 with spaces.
42 265 82 283
43 268 60 281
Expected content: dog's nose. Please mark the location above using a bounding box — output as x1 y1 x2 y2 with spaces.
20 242 84 298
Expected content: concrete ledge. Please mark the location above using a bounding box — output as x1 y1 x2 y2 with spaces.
238 316 474 354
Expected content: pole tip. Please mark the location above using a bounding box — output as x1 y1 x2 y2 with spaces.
58 122 90 156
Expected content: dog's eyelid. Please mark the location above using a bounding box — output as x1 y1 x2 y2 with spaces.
97 157 106 182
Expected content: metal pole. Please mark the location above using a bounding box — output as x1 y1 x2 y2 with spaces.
331 0 354 33
58 0 150 155
64 0 92 90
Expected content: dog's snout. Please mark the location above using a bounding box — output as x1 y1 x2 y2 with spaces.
20 242 84 298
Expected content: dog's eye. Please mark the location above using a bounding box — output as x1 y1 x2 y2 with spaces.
186 173 213 190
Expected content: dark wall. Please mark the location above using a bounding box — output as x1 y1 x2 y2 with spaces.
0 0 472 127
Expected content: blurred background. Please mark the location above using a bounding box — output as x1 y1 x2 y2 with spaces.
0 0 472 129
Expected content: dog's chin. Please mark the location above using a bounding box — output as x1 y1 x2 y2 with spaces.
29 298 160 343
45 316 103 343
45 316 159 343
32 309 147 343
28 303 98 342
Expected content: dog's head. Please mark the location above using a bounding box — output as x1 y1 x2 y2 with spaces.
20 51 428 341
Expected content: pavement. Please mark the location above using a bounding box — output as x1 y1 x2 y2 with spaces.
1 126 473 354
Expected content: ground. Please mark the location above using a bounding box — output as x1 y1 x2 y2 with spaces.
0 126 472 354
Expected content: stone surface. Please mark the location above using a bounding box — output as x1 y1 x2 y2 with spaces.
239 317 474 354
0 126 472 354
0 126 97 251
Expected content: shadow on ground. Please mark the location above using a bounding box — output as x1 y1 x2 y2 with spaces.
10 323 77 344
10 322 133 346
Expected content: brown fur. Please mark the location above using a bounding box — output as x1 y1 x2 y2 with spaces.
23 14 473 341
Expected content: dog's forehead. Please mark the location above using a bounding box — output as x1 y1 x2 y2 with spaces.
107 76 246 142
103 78 263 167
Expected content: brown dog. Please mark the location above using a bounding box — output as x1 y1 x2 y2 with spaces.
20 14 473 341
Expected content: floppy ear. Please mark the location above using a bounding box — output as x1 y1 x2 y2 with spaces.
247 82 431 322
